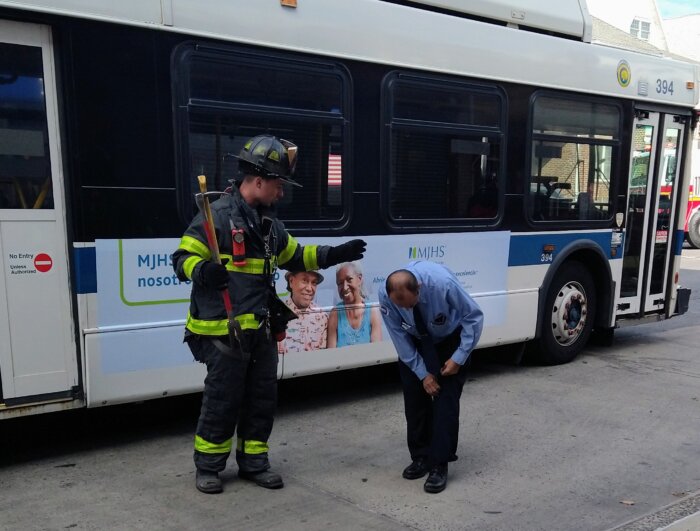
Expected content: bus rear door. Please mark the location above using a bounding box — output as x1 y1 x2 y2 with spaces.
618 109 686 317
0 20 79 409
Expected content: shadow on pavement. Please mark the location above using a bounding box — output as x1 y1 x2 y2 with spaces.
0 352 524 467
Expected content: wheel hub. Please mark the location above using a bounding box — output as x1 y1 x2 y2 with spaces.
551 280 588 346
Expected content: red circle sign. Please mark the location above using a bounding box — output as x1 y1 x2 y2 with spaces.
34 253 53 273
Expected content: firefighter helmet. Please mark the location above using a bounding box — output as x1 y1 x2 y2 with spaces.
237 135 302 188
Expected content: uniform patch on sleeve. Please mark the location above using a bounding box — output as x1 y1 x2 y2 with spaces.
380 305 389 315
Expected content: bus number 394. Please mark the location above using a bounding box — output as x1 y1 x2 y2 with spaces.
656 79 674 95
541 252 553 263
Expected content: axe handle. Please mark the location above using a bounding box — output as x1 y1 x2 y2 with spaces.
197 175 233 316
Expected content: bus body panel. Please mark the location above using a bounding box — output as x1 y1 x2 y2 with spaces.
83 327 205 407
0 19 79 414
0 0 162 25
408 0 591 40
0 0 697 107
0 0 697 417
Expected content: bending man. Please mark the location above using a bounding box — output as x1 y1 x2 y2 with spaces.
379 260 483 494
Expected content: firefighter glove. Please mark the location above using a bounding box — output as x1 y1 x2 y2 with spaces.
199 259 229 290
326 239 367 266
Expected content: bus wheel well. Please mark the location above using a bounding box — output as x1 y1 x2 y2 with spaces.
563 250 614 332
529 247 614 364
532 260 597 365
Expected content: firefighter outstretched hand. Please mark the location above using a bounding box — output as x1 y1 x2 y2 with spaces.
199 259 229 290
327 239 367 266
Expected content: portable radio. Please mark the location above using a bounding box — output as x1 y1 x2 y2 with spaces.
231 228 246 266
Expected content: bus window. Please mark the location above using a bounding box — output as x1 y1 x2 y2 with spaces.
528 95 620 223
382 73 505 225
0 43 53 210
174 45 351 227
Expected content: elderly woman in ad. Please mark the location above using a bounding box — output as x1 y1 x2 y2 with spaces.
327 261 382 347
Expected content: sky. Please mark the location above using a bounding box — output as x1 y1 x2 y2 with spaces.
656 0 700 18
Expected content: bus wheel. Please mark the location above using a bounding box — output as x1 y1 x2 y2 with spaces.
687 212 700 249
536 261 596 365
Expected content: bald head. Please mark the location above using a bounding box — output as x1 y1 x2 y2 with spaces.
386 269 419 308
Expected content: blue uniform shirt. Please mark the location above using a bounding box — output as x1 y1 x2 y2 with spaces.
378 261 484 381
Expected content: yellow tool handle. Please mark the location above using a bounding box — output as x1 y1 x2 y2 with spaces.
198 175 222 265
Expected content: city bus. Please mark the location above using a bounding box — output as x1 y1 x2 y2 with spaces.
1 0 697 419
680 121 700 248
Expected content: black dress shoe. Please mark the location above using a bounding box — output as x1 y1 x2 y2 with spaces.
424 464 447 493
402 457 429 480
196 469 223 494
238 469 284 489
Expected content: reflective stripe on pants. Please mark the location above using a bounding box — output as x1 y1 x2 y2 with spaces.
187 331 278 473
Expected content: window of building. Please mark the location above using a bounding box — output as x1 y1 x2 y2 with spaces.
173 44 351 227
528 94 621 223
382 73 505 225
630 18 651 40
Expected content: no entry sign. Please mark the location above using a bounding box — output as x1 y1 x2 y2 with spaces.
34 253 53 273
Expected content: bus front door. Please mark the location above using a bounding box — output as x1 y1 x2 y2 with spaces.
0 20 79 408
618 110 685 317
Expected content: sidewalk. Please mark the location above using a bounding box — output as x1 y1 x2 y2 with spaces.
610 491 700 531
661 511 700 531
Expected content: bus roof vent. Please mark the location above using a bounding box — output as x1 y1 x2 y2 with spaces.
394 0 592 42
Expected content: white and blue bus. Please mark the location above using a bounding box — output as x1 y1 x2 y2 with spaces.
1 0 697 419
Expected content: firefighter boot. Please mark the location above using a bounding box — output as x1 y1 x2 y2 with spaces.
196 469 223 494
238 469 284 489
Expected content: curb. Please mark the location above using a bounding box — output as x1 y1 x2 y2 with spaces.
608 491 700 531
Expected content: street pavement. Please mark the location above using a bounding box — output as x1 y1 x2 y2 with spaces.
1 249 699 531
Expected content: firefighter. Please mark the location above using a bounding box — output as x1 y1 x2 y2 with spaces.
172 135 366 494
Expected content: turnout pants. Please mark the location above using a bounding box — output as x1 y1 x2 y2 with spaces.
398 327 468 466
187 330 278 474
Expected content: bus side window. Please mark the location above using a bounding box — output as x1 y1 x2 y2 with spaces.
529 95 619 224
0 42 54 210
383 72 505 225
174 44 350 228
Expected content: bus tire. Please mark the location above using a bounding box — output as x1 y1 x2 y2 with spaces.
535 261 596 365
687 211 700 249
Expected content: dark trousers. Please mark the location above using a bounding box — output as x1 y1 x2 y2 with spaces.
187 330 278 473
398 327 468 466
